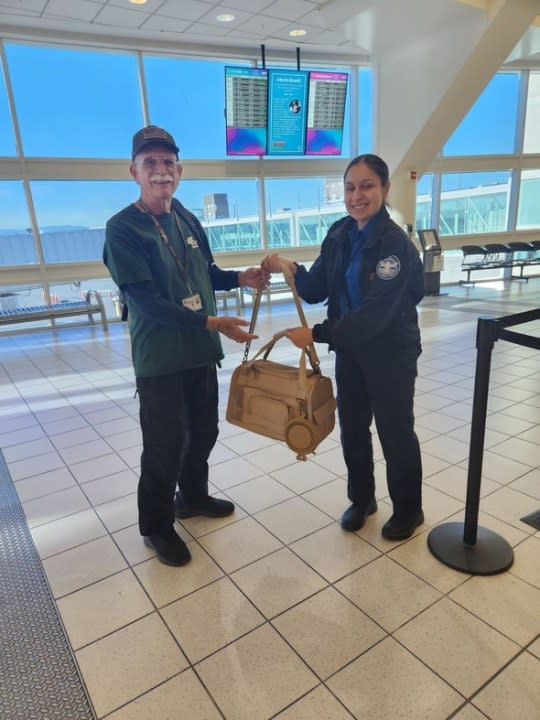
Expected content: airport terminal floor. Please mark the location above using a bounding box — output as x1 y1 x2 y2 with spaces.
1 278 539 720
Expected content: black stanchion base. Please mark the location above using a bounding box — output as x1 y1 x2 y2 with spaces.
427 522 514 576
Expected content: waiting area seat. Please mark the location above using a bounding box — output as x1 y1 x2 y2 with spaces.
460 241 539 285
483 243 513 267
0 290 108 331
507 241 537 280
460 245 488 285
529 240 540 262
240 280 291 306
214 288 241 312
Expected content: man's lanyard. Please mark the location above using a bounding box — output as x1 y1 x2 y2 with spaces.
135 199 194 295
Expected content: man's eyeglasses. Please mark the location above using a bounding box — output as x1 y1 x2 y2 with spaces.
140 157 178 171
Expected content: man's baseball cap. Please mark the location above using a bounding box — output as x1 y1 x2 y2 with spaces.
132 125 179 159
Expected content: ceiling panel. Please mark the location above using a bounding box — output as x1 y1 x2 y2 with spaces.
0 0 537 62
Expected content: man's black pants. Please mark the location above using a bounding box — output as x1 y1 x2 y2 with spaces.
335 348 422 517
136 365 218 536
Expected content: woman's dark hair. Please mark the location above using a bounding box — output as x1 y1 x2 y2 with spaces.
343 154 390 185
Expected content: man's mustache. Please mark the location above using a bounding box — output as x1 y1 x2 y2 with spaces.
150 174 175 183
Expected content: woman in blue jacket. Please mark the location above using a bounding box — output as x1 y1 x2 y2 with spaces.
264 154 425 540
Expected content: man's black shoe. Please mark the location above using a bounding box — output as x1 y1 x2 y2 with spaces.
340 497 378 532
175 494 235 520
143 528 191 566
382 509 424 541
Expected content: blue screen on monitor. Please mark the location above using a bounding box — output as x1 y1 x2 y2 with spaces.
225 66 267 156
305 71 348 155
267 69 308 156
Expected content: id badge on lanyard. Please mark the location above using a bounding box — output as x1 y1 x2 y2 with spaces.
182 293 202 311
137 200 202 312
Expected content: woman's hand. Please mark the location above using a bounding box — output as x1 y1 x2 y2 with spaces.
286 326 313 348
262 253 296 275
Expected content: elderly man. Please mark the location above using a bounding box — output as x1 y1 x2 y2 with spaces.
103 125 268 566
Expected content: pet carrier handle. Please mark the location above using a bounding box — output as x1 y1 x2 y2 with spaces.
280 261 320 370
242 282 263 362
259 329 319 373
250 331 309 389
258 329 289 360
259 328 319 373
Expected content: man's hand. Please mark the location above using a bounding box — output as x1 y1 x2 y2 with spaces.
238 266 270 290
262 253 296 275
286 326 313 348
206 315 258 343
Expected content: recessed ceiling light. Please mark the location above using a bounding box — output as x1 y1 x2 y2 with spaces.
129 0 148 5
289 29 307 37
217 13 236 22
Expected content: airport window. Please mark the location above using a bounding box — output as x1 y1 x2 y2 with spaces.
0 34 536 292
416 174 433 230
206 219 262 253
267 217 293 249
517 169 540 229
442 72 520 156
180 178 261 252
144 56 239 160
523 71 540 153
266 177 330 217
439 171 511 235
0 180 37 265
265 177 344 248
298 210 344 247
30 180 136 263
0 65 16 156
4 44 143 158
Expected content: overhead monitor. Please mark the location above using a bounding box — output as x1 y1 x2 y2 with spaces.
267 68 309 156
305 71 348 155
224 66 349 157
225 66 268 156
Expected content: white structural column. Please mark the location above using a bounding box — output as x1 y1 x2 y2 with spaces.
378 0 540 226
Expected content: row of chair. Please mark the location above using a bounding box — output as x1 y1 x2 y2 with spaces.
460 241 540 285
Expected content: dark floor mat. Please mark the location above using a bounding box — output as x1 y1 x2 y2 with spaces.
0 451 95 720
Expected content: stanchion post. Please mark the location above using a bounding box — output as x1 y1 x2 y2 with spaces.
463 316 498 545
427 315 514 575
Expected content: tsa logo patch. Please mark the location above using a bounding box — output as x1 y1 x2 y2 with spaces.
376 255 400 280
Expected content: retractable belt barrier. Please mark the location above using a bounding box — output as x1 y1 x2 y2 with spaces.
428 307 540 575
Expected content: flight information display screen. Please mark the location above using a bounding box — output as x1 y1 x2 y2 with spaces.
225 66 267 156
305 71 348 155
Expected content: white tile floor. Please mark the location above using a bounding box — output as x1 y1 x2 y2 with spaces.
1 279 540 720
